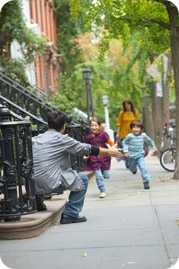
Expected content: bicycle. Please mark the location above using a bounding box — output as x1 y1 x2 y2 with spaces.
160 122 176 172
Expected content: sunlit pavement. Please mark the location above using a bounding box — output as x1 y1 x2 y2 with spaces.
1 156 179 269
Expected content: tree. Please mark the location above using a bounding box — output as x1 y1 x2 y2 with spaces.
71 0 179 177
69 0 170 142
54 0 83 73
164 1 179 178
53 27 144 127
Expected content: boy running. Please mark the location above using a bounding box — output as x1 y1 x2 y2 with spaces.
122 121 157 190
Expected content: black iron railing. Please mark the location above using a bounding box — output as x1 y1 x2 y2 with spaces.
0 71 90 168
0 71 56 123
0 95 47 135
0 69 92 222
65 121 90 171
0 104 36 221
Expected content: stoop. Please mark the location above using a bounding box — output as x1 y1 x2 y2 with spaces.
0 195 66 240
0 172 93 240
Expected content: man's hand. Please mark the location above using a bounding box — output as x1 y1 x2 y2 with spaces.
112 143 118 149
107 148 123 157
123 152 128 157
99 147 123 157
106 143 118 149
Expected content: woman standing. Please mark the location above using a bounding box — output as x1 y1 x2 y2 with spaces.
116 100 140 144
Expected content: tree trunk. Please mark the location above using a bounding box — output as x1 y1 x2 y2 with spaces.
162 54 170 127
143 94 155 140
165 3 179 179
151 80 163 149
161 54 171 149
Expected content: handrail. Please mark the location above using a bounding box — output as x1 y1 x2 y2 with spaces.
0 95 47 126
0 70 48 98
0 71 89 172
0 71 58 112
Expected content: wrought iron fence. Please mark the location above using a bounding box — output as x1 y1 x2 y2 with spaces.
0 70 56 122
0 68 93 222
65 120 90 171
0 104 36 222
0 72 91 207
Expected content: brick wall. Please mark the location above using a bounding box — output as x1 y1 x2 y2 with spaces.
29 0 59 94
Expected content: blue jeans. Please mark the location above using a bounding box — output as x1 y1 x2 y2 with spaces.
63 173 88 218
127 156 151 183
95 169 110 192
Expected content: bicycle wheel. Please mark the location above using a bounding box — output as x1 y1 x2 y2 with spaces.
160 148 176 172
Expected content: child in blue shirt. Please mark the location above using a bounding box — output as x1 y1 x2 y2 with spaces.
122 121 157 190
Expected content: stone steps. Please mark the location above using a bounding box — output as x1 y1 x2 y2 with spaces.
0 195 66 240
0 172 94 240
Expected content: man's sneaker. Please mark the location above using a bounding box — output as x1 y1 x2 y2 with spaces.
99 192 106 198
60 214 87 224
44 194 52 200
143 181 150 190
36 195 47 211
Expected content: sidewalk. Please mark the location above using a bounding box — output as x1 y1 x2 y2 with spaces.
1 156 179 269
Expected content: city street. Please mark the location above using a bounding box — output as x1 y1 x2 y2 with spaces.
1 157 179 269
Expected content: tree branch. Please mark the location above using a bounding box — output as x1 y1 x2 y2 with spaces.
154 0 167 4
121 15 170 30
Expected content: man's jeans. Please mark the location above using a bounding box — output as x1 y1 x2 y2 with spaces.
95 169 110 193
63 173 88 218
127 155 151 183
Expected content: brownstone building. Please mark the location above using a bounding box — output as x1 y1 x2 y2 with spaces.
1 0 59 94
29 0 59 94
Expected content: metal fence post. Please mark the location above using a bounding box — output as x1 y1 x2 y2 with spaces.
0 104 36 222
0 105 20 221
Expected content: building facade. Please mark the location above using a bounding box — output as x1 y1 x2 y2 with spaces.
3 0 59 94
28 0 59 94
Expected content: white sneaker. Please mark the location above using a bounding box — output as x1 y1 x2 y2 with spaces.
99 192 106 198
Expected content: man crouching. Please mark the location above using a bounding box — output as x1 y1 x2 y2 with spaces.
32 111 121 224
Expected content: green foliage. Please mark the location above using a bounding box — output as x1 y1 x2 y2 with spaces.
52 69 86 112
53 0 172 128
75 0 170 54
20 30 47 63
54 0 83 73
0 0 25 46
53 43 143 128
0 0 47 78
0 57 28 85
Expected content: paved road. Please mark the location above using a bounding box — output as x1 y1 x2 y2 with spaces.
1 157 179 269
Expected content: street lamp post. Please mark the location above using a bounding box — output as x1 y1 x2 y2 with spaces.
82 67 94 121
102 95 110 129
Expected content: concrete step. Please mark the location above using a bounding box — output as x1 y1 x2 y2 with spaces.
0 172 93 240
0 195 66 240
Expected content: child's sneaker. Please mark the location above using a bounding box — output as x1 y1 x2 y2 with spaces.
99 192 106 198
143 181 150 190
